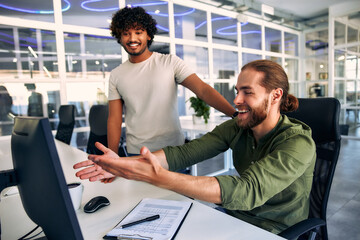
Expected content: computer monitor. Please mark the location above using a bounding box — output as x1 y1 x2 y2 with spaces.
11 117 83 240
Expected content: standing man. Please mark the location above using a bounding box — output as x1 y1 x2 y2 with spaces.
75 60 316 234
107 7 236 157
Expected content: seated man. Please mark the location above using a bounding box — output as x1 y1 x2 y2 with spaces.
74 60 316 234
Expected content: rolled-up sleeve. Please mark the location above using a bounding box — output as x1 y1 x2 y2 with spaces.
163 119 238 171
216 131 315 211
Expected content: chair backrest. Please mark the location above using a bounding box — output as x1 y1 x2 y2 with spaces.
86 104 108 155
285 98 341 231
284 98 341 233
55 105 76 144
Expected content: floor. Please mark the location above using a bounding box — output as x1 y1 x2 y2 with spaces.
195 138 360 240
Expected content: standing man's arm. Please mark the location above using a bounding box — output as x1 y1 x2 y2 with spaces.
107 99 123 154
181 73 236 117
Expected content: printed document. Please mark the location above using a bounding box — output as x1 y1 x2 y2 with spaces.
104 198 192 240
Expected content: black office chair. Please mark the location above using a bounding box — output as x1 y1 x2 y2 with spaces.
55 105 75 145
279 98 341 240
86 104 108 155
118 126 128 157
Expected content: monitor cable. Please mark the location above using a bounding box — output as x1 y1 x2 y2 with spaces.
18 225 43 240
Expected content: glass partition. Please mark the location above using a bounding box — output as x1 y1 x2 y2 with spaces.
242 53 261 65
285 58 298 81
213 49 238 79
265 27 281 53
265 56 281 65
285 32 298 56
211 13 237 45
174 5 207 42
62 0 116 28
176 45 209 79
0 1 56 22
126 0 169 37
0 26 17 79
335 50 345 78
335 80 345 104
84 34 121 79
335 21 346 45
242 22 261 50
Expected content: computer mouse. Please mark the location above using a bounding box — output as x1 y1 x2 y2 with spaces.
84 196 110 213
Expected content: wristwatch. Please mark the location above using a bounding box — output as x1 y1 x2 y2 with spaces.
231 111 239 119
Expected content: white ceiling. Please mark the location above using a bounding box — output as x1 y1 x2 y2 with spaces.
198 0 360 29
254 0 357 19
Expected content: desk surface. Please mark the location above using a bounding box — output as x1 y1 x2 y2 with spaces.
1 140 284 240
179 115 230 133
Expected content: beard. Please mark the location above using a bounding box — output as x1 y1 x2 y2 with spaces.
236 97 269 129
122 42 148 56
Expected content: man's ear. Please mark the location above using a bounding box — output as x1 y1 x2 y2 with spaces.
271 88 283 104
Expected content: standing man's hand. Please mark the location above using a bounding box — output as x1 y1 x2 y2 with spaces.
73 142 118 182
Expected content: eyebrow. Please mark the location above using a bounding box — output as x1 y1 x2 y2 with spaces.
235 86 253 92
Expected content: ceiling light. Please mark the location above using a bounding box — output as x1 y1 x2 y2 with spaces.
42 66 52 78
28 46 38 58
337 55 345 61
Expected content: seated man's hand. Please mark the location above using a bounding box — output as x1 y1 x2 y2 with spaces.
89 146 165 185
73 142 118 182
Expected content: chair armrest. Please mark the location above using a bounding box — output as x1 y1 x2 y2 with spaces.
278 218 325 240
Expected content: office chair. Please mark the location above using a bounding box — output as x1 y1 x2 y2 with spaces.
55 105 76 145
118 126 128 157
279 98 341 240
86 104 108 155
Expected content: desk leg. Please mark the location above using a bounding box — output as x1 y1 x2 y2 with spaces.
191 164 198 176
225 149 234 169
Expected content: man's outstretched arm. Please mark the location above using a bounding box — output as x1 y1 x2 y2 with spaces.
87 143 222 204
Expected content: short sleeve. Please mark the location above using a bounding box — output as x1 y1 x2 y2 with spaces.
108 72 121 101
171 55 194 84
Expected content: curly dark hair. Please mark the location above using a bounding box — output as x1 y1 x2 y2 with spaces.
110 7 158 47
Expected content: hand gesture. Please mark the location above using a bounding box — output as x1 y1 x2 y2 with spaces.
73 142 118 182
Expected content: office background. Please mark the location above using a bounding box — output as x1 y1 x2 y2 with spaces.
1 1 360 239
0 0 359 146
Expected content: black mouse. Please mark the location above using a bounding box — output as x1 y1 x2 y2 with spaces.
84 196 110 213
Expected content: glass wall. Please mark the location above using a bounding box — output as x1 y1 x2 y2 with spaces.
0 0 301 145
331 10 360 138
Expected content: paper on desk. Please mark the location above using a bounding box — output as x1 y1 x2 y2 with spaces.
105 198 192 240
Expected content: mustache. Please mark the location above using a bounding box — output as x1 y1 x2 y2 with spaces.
127 41 140 45
235 104 251 111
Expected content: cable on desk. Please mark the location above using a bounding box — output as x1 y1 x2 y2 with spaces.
18 225 42 240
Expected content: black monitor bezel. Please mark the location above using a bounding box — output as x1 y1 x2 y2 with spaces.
11 117 83 240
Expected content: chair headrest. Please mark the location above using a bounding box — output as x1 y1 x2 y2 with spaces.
284 98 341 144
58 105 75 125
89 104 108 136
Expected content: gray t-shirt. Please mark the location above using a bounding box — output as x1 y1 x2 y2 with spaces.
108 52 194 154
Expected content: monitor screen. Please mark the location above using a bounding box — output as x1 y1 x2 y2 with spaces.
11 117 83 240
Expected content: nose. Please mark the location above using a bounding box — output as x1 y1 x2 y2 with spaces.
129 32 136 42
233 92 243 106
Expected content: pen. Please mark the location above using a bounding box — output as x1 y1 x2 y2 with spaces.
120 214 160 229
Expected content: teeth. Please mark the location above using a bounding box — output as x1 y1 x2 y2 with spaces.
238 110 249 113
129 43 139 47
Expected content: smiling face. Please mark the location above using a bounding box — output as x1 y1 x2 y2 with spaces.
120 26 151 59
233 68 272 129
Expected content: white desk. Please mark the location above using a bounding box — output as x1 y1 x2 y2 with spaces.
179 116 233 176
0 140 284 240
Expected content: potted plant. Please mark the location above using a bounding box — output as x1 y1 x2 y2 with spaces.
188 96 210 124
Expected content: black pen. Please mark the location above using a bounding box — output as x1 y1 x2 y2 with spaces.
120 214 160 229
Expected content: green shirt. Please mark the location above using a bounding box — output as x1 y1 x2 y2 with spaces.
163 115 316 233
